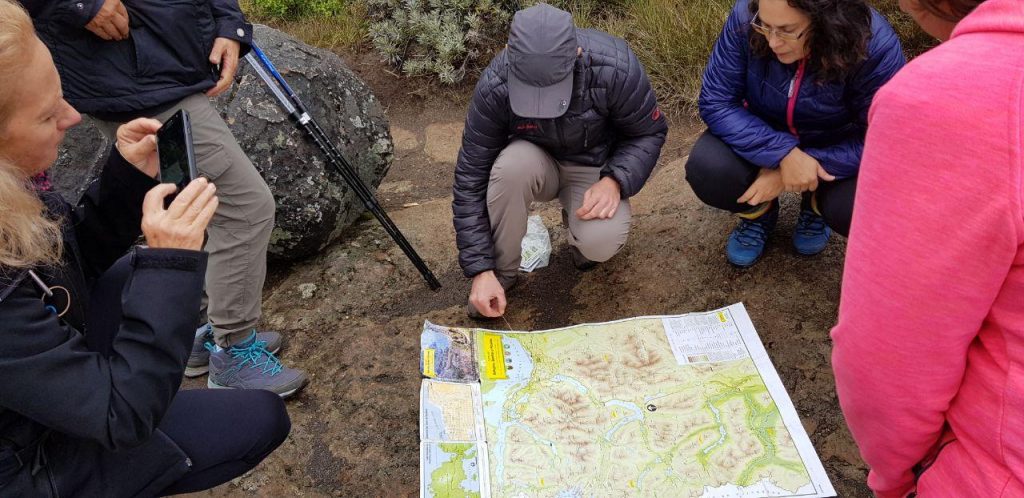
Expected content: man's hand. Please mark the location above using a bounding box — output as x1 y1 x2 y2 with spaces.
576 176 621 220
85 0 129 41
469 271 506 318
117 118 163 178
737 167 784 206
779 147 834 192
206 38 241 97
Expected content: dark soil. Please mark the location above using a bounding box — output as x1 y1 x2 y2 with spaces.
183 49 871 498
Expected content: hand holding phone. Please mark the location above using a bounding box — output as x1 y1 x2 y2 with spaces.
115 118 162 177
157 109 199 190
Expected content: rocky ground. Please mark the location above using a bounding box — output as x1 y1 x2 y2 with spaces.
182 65 871 497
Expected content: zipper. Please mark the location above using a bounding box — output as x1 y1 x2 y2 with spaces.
786 58 807 138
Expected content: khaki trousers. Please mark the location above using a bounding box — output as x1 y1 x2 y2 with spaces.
94 94 275 347
487 140 631 279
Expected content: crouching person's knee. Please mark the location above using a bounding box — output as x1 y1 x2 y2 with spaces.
244 390 291 464
684 133 725 193
573 222 630 263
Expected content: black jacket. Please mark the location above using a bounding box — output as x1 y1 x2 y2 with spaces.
453 28 668 277
0 151 209 497
22 0 252 115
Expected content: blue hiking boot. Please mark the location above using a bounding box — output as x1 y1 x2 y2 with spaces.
793 209 831 256
207 332 308 398
726 203 779 267
185 324 284 378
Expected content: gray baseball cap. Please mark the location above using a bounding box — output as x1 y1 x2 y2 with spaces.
507 3 577 119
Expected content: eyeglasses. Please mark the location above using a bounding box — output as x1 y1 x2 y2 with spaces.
750 11 809 42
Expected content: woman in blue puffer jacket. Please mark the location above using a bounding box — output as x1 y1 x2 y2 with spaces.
686 0 904 267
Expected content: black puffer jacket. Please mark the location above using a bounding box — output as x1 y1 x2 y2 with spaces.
453 28 668 278
22 0 252 115
0 151 209 497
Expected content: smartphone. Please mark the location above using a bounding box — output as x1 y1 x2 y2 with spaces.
157 109 199 190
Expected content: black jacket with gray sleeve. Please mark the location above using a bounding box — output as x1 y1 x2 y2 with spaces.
453 28 668 278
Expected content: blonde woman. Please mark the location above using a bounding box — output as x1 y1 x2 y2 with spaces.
0 1 289 495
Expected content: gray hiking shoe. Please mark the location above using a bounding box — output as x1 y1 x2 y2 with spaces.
569 245 598 272
185 324 284 378
207 333 308 398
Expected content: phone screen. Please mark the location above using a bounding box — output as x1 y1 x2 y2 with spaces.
157 113 193 189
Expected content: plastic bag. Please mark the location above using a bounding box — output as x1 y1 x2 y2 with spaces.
519 215 551 272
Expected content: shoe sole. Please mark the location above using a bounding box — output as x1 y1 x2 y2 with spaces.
728 257 761 268
184 365 210 378
793 239 830 256
727 246 767 268
206 378 307 399
185 344 282 379
794 246 828 257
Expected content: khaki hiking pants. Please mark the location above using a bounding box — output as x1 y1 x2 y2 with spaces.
488 140 631 279
94 94 275 347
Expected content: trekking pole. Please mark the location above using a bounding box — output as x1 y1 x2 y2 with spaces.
244 45 442 291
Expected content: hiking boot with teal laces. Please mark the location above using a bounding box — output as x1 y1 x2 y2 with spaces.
185 324 284 378
726 203 779 268
792 209 832 256
207 332 308 398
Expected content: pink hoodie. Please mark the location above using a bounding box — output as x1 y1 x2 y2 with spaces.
831 0 1024 497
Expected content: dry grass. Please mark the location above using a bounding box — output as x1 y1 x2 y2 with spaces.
594 0 735 114
241 0 369 53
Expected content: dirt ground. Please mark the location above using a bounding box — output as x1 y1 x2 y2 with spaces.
183 60 872 497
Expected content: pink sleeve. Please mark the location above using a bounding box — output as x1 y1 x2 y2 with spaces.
831 81 1019 497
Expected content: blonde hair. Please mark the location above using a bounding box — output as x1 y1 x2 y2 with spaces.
0 0 62 269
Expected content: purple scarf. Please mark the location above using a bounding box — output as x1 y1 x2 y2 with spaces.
30 171 53 192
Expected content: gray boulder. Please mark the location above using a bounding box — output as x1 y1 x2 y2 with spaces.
52 25 393 261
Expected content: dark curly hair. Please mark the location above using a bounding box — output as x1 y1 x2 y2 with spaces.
747 0 873 83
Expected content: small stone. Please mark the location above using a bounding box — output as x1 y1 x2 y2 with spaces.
298 283 317 299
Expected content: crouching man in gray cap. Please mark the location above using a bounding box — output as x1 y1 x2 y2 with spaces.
453 2 668 318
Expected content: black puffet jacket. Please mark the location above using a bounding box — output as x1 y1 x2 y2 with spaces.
453 28 669 278
21 0 252 115
0 151 208 497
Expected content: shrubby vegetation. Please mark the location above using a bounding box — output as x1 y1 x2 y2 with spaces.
244 0 936 112
365 0 512 84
